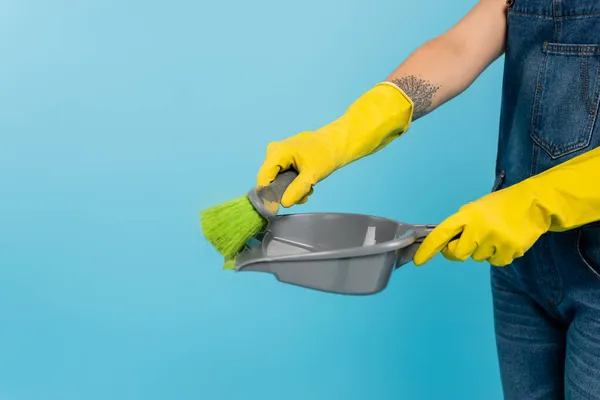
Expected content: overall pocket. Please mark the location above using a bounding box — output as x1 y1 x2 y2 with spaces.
577 222 600 280
531 43 600 159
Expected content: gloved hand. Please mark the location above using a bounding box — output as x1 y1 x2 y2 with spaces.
414 147 600 267
257 82 414 208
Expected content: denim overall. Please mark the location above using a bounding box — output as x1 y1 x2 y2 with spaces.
491 0 600 398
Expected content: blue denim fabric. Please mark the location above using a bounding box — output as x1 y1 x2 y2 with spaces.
492 0 600 398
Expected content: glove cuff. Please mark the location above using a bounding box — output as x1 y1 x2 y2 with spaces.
374 81 415 133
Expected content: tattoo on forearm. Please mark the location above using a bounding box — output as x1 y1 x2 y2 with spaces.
391 75 441 120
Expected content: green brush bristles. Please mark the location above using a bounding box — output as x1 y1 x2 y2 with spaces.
201 195 267 260
222 259 236 270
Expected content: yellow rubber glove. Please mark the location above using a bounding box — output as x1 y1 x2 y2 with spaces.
257 82 414 207
414 146 600 267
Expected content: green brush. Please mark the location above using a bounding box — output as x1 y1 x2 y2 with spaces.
201 169 299 265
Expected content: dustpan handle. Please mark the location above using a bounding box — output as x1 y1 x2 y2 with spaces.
237 222 461 267
412 224 437 241
414 225 463 243
393 225 462 267
408 225 463 248
383 225 436 254
245 226 427 265
392 224 464 268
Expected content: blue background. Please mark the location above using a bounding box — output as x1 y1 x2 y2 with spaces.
0 0 504 399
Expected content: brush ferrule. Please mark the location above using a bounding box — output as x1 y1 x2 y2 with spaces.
247 186 279 220
247 169 298 220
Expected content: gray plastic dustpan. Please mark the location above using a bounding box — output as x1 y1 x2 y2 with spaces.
232 212 435 295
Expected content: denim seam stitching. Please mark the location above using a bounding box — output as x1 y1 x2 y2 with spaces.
588 59 600 135
532 244 553 305
546 239 564 306
511 11 600 19
581 53 600 150
508 10 553 19
581 52 588 110
531 145 538 176
558 12 600 19
552 0 559 43
543 45 600 56
544 50 600 55
576 228 600 281
530 49 547 158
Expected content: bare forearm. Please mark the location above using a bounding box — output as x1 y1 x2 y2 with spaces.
386 38 463 121
386 0 509 120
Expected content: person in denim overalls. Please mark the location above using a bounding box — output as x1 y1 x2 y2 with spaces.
483 1 600 398
256 0 600 397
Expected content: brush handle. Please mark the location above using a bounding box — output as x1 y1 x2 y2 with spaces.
265 169 299 201
248 169 299 220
